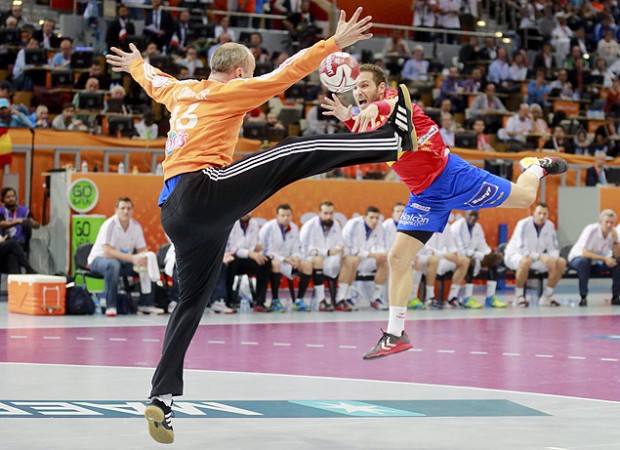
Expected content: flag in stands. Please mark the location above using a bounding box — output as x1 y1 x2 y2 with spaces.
0 128 13 165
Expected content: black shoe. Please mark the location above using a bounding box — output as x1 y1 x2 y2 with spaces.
520 155 568 177
579 297 588 307
145 398 174 444
611 296 620 306
319 300 334 312
387 84 415 151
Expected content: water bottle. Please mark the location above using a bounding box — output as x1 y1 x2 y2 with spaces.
118 161 125 174
568 298 576 308
355 167 362 180
240 297 250 313
310 296 319 311
81 160 88 172
93 295 102 315
155 162 163 175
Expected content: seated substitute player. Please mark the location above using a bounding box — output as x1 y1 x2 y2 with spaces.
259 203 312 312
321 63 568 359
299 201 345 312
338 206 389 311
450 210 506 308
504 202 566 307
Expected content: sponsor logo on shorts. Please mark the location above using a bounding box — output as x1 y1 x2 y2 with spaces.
489 191 505 206
411 203 431 212
465 182 499 208
400 212 430 227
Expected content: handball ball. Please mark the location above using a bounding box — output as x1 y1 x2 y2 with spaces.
319 52 360 93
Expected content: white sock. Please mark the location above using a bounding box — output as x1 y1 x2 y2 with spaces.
345 284 353 299
387 306 407 336
153 393 173 407
264 297 272 307
544 286 554 298
336 283 349 301
465 283 474 298
526 164 544 179
315 285 325 302
411 271 422 299
373 284 383 300
426 284 436 299
486 280 497 297
448 284 461 299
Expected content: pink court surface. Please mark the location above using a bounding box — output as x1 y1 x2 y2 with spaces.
1 285 620 449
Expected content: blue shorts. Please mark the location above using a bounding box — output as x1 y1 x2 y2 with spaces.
397 154 512 233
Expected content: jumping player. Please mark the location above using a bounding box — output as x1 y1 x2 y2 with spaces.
321 64 568 360
106 8 416 444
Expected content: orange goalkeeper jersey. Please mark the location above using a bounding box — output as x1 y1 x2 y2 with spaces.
129 38 340 180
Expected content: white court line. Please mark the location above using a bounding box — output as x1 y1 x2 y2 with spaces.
568 356 586 360
503 352 520 356
306 344 324 348
600 358 619 362
273 342 291 347
76 337 94 341
437 350 455 354
142 338 160 342
410 348 423 352
9 335 27 339
241 341 258 346
109 338 127 342
339 345 357 349
535 354 554 358
208 340 225 344
470 351 488 355
42 336 61 340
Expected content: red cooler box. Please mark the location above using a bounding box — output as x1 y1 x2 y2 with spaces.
8 275 67 315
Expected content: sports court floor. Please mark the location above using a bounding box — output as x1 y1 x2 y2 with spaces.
1 281 619 449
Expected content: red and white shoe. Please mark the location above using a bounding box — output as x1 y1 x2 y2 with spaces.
363 330 413 360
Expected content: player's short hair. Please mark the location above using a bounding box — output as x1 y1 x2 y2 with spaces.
319 201 334 210
599 209 617 221
359 64 387 87
365 205 380 215
534 202 549 210
115 197 133 208
276 203 292 213
1 186 16 200
393 202 405 210
210 42 253 74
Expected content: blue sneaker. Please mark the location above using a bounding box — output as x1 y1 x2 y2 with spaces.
429 298 443 310
271 299 285 313
294 299 310 312
485 295 507 308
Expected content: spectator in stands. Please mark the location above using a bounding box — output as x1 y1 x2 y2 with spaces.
439 113 455 147
266 109 286 131
0 2 30 28
439 66 464 110
527 68 551 107
141 42 160 64
413 0 437 42
104 85 129 114
259 203 312 312
459 36 481 74
208 33 232 64
0 81 25 115
585 151 611 186
533 41 558 74
249 43 270 65
439 98 453 116
593 15 616 43
462 67 483 93
0 225 36 274
573 129 592 156
437 0 460 44
105 4 135 52
178 47 204 77
564 45 585 70
591 57 614 87
135 110 158 140
31 105 50 128
568 209 620 306
214 16 236 43
478 36 498 61
380 29 410 65
604 77 620 115
451 210 506 308
0 98 32 128
0 186 40 253
551 12 573 60
549 68 574 99
543 125 574 153
487 47 511 87
51 38 73 70
170 9 192 53
568 57 591 99
597 29 620 67
571 26 595 55
32 18 60 49
401 45 429 82
469 83 507 132
537 5 557 40
304 90 335 136
144 0 174 51
11 37 40 91
87 197 165 317
498 103 532 150
51 102 87 131
226 212 271 312
75 60 111 90
250 32 269 58
299 201 345 312
509 50 529 81
337 206 389 311
529 103 550 137
504 202 566 307
595 116 620 157
283 0 321 52
472 118 493 151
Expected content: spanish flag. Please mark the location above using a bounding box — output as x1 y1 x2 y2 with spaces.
0 127 13 166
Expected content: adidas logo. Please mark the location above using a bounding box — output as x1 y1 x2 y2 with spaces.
394 105 409 132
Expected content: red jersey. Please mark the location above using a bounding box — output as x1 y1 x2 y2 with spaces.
344 88 448 194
